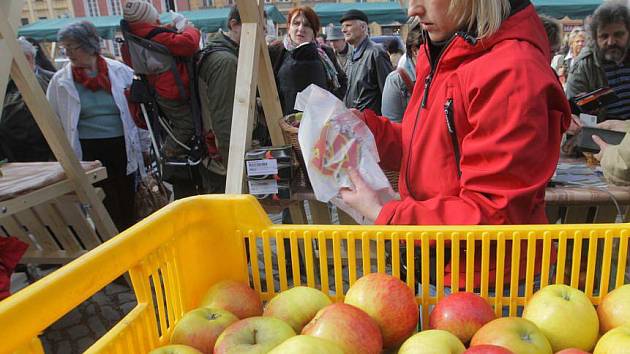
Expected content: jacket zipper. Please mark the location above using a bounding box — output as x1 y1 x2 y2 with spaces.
444 98 461 178
406 32 475 198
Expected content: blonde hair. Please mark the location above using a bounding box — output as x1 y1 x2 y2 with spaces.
449 0 511 39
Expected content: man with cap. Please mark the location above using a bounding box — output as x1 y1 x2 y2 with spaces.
326 25 350 69
122 0 200 161
341 9 393 114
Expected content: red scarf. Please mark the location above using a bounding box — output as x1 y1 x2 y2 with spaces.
72 55 111 93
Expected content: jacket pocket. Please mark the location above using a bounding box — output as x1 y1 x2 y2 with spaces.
444 98 461 178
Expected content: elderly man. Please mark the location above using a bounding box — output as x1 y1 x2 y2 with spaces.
0 38 52 162
341 9 393 115
566 1 630 122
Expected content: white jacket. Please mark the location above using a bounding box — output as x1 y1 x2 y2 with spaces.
47 57 147 175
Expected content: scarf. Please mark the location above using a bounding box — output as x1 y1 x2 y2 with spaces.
71 55 111 93
283 35 341 90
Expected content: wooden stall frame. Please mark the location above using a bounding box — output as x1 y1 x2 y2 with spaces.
227 0 309 224
0 1 118 247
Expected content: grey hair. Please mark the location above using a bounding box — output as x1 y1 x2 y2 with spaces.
590 0 630 41
18 37 37 58
57 21 101 55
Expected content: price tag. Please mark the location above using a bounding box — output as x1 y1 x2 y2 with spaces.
246 159 278 176
248 179 279 195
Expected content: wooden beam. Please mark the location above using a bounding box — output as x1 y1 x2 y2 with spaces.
0 0 25 110
225 21 261 194
226 0 290 194
0 9 119 238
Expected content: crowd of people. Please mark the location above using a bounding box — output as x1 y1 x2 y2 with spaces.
1 0 629 241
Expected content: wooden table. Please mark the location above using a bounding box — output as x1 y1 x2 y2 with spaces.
0 162 108 264
262 157 630 226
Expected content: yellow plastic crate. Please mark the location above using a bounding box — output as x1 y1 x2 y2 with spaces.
1 195 629 353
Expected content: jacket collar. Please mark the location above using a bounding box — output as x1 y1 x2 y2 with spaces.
351 36 372 61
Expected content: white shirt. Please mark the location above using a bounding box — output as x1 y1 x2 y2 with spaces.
47 57 148 175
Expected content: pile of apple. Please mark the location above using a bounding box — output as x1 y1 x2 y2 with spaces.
149 273 630 354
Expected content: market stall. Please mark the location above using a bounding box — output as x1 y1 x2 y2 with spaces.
0 1 118 267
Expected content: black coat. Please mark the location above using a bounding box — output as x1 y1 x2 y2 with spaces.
269 41 347 116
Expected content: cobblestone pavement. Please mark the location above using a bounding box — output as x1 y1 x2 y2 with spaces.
39 280 137 354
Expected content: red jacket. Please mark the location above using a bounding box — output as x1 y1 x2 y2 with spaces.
363 5 571 288
127 22 200 101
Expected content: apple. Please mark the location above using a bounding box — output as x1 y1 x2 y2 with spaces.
523 284 599 352
213 316 295 354
344 273 418 348
263 286 332 332
149 344 203 354
199 280 262 319
398 330 465 354
267 335 343 354
597 284 630 333
593 324 630 354
470 317 552 354
556 349 592 354
302 303 383 354
169 307 238 353
463 345 514 354
429 291 496 343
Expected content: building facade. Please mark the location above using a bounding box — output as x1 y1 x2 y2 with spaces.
71 0 194 17
21 0 75 25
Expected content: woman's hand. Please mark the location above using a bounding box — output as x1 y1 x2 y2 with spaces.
339 169 384 222
567 114 582 135
597 119 628 132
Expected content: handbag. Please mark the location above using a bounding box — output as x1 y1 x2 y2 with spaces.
135 173 171 219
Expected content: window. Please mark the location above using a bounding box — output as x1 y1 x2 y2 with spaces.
38 16 47 20
21 18 29 25
201 0 212 8
109 0 122 16
87 0 100 17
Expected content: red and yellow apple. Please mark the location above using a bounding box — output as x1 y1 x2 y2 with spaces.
344 273 418 348
149 344 203 354
398 330 465 354
263 286 331 332
214 316 295 354
597 284 630 333
302 303 383 354
470 317 552 354
199 280 262 319
593 324 630 354
267 335 343 354
523 284 598 352
463 344 514 353
429 291 495 343
170 307 238 353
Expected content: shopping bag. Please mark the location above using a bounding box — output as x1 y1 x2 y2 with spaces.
135 173 171 219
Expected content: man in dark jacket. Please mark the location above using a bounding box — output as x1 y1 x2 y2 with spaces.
566 1 630 122
195 6 243 193
341 10 393 115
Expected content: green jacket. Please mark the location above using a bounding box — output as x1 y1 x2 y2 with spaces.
197 31 240 174
565 45 609 122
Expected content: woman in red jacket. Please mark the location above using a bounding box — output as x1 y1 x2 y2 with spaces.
341 0 571 289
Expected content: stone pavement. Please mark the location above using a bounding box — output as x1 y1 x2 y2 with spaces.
11 271 136 354
40 280 137 353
